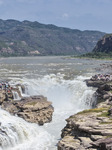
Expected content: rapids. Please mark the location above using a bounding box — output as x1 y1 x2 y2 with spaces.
0 56 111 150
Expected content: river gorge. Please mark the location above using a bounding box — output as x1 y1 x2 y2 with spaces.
0 56 112 150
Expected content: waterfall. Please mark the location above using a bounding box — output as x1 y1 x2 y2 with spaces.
12 91 21 100
0 108 53 150
0 74 96 150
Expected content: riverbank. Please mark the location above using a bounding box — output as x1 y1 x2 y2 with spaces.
75 52 112 60
58 74 112 150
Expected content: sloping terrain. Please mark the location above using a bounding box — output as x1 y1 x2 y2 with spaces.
93 34 112 53
0 19 105 56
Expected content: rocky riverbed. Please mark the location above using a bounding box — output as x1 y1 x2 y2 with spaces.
58 74 112 150
0 83 54 125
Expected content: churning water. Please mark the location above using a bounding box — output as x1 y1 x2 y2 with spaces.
0 56 111 150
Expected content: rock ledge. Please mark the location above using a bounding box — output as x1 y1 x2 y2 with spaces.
58 76 112 150
2 95 54 125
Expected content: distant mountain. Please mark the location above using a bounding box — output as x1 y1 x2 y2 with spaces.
0 19 105 56
93 34 112 53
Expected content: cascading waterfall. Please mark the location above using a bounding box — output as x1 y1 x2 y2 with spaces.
0 55 109 150
20 74 96 111
0 53 100 150
12 91 21 100
0 107 53 150
0 74 96 150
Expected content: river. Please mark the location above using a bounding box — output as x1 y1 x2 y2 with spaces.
0 56 111 150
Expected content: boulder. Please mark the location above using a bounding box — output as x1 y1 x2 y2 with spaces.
2 95 54 125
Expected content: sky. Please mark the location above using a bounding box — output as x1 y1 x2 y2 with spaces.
0 0 112 33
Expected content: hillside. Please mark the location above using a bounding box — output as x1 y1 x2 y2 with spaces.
0 19 105 56
93 34 112 53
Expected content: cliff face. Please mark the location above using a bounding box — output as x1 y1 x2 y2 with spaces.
93 34 112 53
58 77 112 150
0 19 105 56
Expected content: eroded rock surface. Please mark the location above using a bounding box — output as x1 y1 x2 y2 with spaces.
2 95 54 125
58 77 112 150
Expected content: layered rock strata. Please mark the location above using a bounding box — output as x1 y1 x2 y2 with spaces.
0 83 54 125
2 95 54 125
58 77 112 150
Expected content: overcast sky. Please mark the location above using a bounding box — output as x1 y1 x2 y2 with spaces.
0 0 111 33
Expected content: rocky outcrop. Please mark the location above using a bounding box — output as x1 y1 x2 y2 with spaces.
86 79 107 87
86 74 112 104
0 82 54 125
58 103 112 150
86 74 112 88
0 84 22 103
0 90 7 104
1 95 54 125
58 77 112 150
93 34 112 53
96 83 112 104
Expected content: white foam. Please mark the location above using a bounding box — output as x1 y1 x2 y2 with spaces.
0 74 96 150
0 108 53 150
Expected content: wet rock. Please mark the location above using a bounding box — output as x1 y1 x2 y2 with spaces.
86 79 106 87
2 95 54 125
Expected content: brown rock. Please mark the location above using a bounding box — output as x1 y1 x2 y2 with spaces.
58 105 112 150
91 138 112 150
2 95 54 125
0 90 6 104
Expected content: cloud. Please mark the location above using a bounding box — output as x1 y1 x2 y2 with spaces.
62 13 69 19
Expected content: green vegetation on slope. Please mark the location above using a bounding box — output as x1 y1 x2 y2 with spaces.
0 19 105 56
78 33 112 59
81 52 112 59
